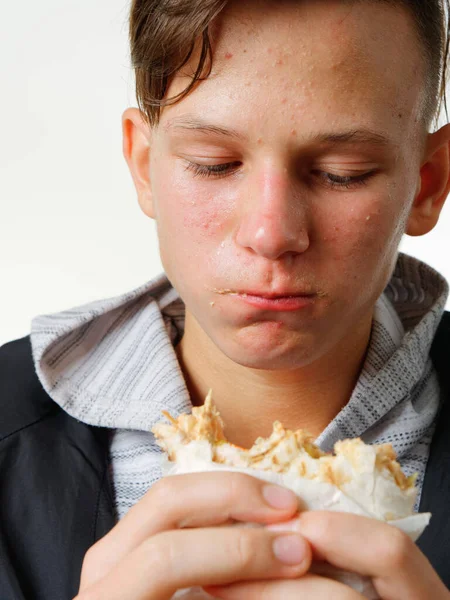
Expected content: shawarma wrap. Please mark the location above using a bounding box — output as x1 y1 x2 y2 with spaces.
152 391 431 600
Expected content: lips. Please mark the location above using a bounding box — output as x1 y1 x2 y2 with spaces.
214 288 315 299
236 293 315 312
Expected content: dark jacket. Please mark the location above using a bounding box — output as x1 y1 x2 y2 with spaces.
0 315 449 599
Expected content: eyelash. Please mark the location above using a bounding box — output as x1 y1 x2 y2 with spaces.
183 161 373 190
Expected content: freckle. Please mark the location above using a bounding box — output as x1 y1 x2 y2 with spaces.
225 52 233 59
398 113 403 119
334 226 340 232
243 49 247 53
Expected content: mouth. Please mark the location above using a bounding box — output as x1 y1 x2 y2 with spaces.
212 288 317 312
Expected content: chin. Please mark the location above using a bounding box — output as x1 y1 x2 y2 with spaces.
216 335 314 371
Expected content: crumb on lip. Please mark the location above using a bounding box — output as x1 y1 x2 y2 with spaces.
213 288 238 295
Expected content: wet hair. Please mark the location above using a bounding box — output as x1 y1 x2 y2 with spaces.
128 0 450 130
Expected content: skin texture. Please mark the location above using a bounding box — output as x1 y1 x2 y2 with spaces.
122 0 450 448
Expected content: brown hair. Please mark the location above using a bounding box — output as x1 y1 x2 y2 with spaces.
128 0 450 130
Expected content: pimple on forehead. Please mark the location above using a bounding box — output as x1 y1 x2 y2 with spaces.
224 52 233 59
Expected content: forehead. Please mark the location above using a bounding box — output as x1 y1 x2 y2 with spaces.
161 0 425 143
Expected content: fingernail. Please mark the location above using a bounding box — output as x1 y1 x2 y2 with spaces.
273 533 307 565
263 484 297 509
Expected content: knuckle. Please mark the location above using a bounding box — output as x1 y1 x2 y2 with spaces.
379 527 412 569
79 534 122 592
148 476 177 509
223 472 251 506
75 547 103 600
79 544 100 578
143 532 176 574
304 510 334 541
235 529 258 571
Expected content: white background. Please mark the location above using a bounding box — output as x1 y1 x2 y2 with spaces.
1 1 449 347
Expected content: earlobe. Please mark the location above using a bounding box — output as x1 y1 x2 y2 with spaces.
405 123 450 237
121 107 156 219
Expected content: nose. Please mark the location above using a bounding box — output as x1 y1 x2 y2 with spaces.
235 164 310 260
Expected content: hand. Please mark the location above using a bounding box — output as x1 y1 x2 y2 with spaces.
204 511 450 599
74 472 313 600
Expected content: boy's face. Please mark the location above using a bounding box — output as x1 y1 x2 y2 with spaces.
137 0 432 369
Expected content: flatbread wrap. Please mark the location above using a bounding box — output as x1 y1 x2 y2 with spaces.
152 391 431 599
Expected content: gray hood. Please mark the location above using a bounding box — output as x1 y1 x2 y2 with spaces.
30 252 448 447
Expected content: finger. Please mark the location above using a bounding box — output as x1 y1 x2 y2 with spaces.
205 574 365 599
82 472 298 588
76 526 312 600
266 511 449 599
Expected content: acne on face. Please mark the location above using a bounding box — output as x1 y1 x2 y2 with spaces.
148 0 428 369
182 204 225 238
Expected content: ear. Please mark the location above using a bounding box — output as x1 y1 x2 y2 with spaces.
122 107 156 219
406 123 450 236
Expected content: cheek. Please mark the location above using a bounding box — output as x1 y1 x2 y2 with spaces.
153 182 235 281
318 193 407 281
154 169 233 243
156 195 224 246
182 203 226 237
327 192 403 247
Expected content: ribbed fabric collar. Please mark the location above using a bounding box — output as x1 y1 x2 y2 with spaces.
30 253 448 446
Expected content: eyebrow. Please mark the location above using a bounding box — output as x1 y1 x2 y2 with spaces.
165 115 246 141
164 115 395 147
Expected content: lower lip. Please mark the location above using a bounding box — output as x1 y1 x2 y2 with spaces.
236 293 315 311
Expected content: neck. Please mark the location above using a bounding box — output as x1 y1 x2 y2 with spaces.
175 312 373 447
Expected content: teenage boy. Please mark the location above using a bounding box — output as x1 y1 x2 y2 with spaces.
1 1 450 599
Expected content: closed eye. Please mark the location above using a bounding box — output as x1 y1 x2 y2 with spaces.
183 161 241 179
183 161 376 189
312 170 375 190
